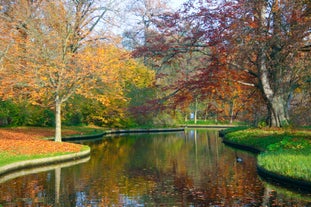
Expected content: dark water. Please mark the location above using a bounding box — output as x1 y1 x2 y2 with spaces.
0 129 310 206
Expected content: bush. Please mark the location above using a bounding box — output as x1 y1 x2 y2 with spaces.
0 100 54 127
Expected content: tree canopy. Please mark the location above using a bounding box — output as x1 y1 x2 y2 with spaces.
133 0 311 127
0 0 310 134
0 0 155 141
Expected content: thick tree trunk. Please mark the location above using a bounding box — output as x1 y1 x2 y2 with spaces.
55 97 62 142
267 96 289 127
257 3 291 128
260 56 289 127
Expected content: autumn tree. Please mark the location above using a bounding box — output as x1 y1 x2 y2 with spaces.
74 43 154 127
226 0 311 127
133 0 311 127
122 0 170 50
0 0 118 141
0 15 12 68
131 6 258 124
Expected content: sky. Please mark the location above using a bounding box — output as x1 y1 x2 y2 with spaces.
169 0 187 10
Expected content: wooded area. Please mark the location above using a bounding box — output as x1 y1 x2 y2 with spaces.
0 0 310 141
132 0 311 127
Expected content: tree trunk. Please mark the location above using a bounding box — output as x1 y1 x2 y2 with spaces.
229 101 234 124
267 96 289 127
194 98 198 124
260 55 289 127
55 97 62 142
258 2 290 128
55 167 61 205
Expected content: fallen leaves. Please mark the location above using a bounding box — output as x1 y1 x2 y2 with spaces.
0 127 82 156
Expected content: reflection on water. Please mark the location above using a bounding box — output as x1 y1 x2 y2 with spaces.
0 129 310 206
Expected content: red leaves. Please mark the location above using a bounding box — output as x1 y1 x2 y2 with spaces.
0 128 82 156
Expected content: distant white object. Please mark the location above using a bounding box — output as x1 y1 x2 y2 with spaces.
190 113 194 119
236 157 243 163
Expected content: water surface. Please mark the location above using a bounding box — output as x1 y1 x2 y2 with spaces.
0 129 310 206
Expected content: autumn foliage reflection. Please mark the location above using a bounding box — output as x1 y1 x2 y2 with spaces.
1 130 310 206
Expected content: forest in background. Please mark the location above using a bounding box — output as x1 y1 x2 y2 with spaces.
0 0 310 141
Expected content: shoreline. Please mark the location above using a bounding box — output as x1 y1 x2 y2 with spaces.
0 127 185 181
61 127 185 141
220 132 311 191
0 147 91 178
5 126 309 191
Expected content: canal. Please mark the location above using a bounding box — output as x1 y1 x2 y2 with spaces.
0 129 310 206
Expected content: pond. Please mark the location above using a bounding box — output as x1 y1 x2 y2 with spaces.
0 129 310 206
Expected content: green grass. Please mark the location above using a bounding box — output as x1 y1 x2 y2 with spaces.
0 145 90 168
0 152 68 167
223 127 311 182
223 128 283 150
258 150 311 181
182 119 246 125
63 125 106 135
219 126 250 134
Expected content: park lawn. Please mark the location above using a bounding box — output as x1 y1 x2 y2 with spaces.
223 127 311 182
0 127 94 167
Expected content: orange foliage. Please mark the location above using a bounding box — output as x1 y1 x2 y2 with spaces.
0 128 82 156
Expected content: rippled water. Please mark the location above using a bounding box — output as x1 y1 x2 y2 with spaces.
0 129 310 206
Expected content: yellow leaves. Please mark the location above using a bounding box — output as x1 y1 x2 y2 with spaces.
294 87 302 93
97 96 111 107
77 43 154 106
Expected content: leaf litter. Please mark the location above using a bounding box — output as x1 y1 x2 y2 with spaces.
0 128 82 156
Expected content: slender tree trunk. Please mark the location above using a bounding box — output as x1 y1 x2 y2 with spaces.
55 167 61 206
55 96 62 142
194 98 198 124
229 101 234 124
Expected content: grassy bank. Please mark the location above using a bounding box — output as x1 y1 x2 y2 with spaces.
0 145 90 168
182 120 246 126
0 127 95 168
222 127 311 182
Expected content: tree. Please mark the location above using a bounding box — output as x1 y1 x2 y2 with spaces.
0 0 117 141
75 43 155 127
133 0 311 127
122 0 170 50
132 7 259 124
227 0 311 127
0 17 12 68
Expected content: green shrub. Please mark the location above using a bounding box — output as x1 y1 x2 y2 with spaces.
257 120 267 128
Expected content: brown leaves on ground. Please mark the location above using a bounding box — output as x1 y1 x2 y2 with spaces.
0 127 83 156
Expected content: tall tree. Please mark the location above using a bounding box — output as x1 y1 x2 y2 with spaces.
122 0 169 51
76 43 155 127
134 0 311 127
0 0 117 141
228 0 311 126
